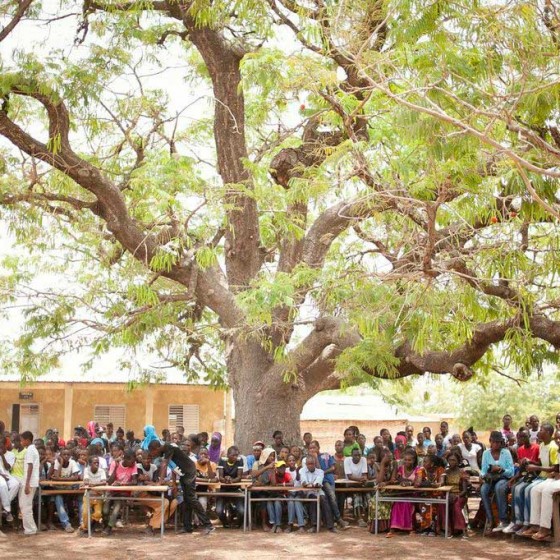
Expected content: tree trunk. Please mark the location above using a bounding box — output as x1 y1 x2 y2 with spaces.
232 379 306 455
228 339 307 453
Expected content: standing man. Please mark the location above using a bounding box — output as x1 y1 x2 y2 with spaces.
439 421 452 449
405 425 417 447
271 431 285 456
148 440 214 534
19 431 39 536
103 423 117 444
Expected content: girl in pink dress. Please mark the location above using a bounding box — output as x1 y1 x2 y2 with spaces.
388 449 419 535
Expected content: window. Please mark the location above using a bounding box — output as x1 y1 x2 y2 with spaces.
20 403 40 416
168 404 200 433
19 403 41 435
94 405 126 429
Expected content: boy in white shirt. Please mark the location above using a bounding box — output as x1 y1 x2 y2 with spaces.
299 455 337 533
19 431 39 535
79 456 107 536
49 447 81 532
0 439 19 523
343 448 368 527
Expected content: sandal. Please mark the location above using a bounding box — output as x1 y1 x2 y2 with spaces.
531 531 551 541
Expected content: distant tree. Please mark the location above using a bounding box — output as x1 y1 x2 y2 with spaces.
456 376 560 431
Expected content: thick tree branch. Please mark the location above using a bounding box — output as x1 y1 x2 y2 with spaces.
83 0 262 288
0 0 34 43
446 258 521 306
0 91 244 328
299 312 560 398
287 316 361 375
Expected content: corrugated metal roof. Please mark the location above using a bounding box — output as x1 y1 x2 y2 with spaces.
300 394 454 421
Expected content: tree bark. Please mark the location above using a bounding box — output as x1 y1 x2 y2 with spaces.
231 365 306 454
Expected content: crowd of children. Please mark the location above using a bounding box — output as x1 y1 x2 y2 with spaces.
1 413 560 542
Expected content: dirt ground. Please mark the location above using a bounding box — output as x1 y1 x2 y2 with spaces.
1 525 557 560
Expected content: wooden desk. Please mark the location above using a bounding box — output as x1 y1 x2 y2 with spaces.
373 485 453 537
195 480 250 531
38 480 84 529
84 484 169 539
247 486 321 532
335 480 377 493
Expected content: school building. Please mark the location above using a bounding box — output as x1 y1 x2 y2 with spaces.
0 381 232 444
0 381 454 449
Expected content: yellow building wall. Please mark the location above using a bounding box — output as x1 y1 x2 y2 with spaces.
71 385 148 436
0 384 66 439
151 385 225 437
0 382 226 442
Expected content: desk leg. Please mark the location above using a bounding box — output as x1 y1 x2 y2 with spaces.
86 490 91 538
374 490 379 535
445 491 449 539
243 488 247 532
247 491 252 531
38 486 42 531
317 494 320 533
160 492 165 539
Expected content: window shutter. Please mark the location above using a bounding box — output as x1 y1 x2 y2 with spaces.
94 405 126 429
168 404 200 433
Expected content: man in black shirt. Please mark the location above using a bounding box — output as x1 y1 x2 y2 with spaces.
216 446 244 528
148 441 214 534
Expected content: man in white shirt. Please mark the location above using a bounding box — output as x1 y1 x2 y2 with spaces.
405 425 417 447
458 431 481 473
299 455 337 533
439 421 452 449
19 431 39 535
344 449 368 482
343 448 368 527
528 415 540 444
0 439 20 523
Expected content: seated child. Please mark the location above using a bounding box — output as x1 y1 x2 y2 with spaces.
216 446 244 528
439 452 468 537
136 451 177 535
48 447 80 533
79 456 107 536
102 449 138 535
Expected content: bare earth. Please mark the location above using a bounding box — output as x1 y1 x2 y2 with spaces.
1 526 557 560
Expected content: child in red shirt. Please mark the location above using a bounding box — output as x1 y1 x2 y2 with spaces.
102 449 138 535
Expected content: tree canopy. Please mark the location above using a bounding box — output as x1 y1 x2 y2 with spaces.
1 0 560 446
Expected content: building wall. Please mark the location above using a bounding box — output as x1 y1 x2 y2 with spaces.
0 384 66 440
0 382 226 442
1 381 457 451
151 385 226 438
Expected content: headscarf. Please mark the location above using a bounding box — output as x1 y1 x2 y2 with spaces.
86 421 97 439
208 432 223 463
258 447 276 467
394 434 407 460
141 425 160 451
91 437 104 447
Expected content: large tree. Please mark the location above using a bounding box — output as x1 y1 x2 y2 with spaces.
1 0 560 450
